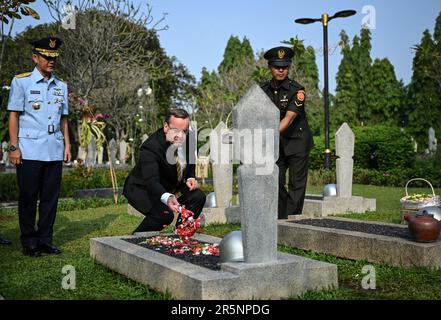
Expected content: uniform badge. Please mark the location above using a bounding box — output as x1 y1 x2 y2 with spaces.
278 49 286 59
296 90 305 102
32 101 41 110
280 95 289 109
49 39 56 48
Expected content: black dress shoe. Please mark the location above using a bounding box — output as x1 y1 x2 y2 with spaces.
39 243 61 254
0 237 12 245
23 246 42 257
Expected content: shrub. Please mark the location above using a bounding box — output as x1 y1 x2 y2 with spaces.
0 167 131 202
309 125 415 171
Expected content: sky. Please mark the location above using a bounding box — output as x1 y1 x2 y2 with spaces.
10 0 441 93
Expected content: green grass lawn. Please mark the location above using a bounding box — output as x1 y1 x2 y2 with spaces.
0 184 440 300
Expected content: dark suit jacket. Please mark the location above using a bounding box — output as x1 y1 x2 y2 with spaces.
123 128 196 215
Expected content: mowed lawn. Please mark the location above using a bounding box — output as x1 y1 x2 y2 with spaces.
1 184 441 300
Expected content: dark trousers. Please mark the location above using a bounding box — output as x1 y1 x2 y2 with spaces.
277 149 310 219
133 186 206 233
16 160 62 247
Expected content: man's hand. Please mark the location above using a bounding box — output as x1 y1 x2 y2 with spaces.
64 146 71 163
167 195 181 213
9 149 22 166
186 178 199 191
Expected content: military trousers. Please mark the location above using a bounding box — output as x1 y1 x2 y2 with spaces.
277 149 310 219
16 160 62 247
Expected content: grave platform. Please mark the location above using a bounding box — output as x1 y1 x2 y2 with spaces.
301 194 376 217
90 232 338 300
278 217 441 268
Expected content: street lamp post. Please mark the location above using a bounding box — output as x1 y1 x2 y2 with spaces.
295 10 356 170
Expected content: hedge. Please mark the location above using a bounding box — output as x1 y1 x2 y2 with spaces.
310 125 415 171
0 166 130 202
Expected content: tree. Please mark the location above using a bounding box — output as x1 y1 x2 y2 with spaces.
352 28 374 125
1 0 40 73
407 28 441 152
333 30 358 129
218 35 254 75
369 58 402 125
195 36 258 129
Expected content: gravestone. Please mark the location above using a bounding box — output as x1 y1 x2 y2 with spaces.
97 145 103 165
119 140 127 165
232 85 279 263
77 146 87 164
91 85 338 299
335 123 354 198
429 127 437 155
2 141 9 165
85 136 96 167
300 123 376 217
202 122 237 225
109 139 118 165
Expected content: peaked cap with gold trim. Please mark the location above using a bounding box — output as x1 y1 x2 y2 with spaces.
30 37 62 58
263 46 294 67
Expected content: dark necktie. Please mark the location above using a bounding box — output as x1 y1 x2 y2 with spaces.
175 149 182 182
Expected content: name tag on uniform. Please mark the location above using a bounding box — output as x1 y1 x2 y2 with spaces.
53 88 63 96
30 90 40 94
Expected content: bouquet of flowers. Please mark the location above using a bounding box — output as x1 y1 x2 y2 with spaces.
174 206 201 242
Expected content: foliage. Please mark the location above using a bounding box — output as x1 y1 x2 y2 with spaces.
0 87 9 142
351 125 415 171
333 30 358 129
406 12 441 152
0 0 39 24
218 35 254 74
333 28 406 131
0 167 130 201
194 36 258 130
309 125 415 172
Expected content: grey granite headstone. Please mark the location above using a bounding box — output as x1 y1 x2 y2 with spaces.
85 136 96 168
233 84 279 263
97 145 103 165
109 138 118 165
335 123 354 198
429 127 437 154
2 141 9 165
119 140 127 165
77 146 87 164
210 122 233 207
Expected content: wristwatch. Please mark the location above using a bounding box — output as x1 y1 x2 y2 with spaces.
9 145 18 152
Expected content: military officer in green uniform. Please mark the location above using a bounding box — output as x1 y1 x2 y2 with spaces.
261 46 314 219
7 37 71 257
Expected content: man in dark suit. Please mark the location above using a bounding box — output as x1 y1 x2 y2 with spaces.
261 46 314 219
123 108 206 233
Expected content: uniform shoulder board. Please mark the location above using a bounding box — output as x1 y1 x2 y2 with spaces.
15 72 32 79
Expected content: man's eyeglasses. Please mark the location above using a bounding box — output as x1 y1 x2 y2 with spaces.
167 125 188 135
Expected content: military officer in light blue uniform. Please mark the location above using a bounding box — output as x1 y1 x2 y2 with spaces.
7 37 71 257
